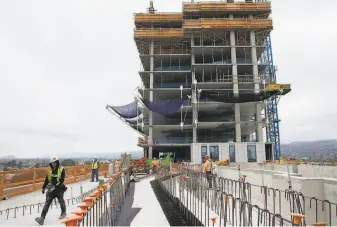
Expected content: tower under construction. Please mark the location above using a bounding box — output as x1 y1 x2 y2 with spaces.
107 0 291 164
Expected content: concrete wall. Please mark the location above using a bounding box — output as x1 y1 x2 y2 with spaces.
191 142 266 164
297 164 337 178
216 165 337 225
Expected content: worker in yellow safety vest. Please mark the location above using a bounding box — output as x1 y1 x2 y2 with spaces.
90 156 100 182
35 155 67 225
204 155 213 188
115 159 121 172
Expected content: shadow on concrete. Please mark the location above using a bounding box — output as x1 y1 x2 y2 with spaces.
150 179 194 226
115 182 141 226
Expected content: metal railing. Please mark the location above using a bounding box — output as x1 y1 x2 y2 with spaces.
62 153 132 227
155 167 307 226
0 186 98 220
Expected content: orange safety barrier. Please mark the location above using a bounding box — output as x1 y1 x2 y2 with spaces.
183 18 272 30
183 2 271 13
62 170 127 226
135 28 184 39
135 13 182 23
0 164 109 200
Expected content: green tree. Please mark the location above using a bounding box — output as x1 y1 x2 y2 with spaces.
18 161 23 169
62 159 76 166
11 159 17 167
35 163 40 168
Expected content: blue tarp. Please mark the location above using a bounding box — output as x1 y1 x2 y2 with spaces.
107 101 141 119
142 98 184 115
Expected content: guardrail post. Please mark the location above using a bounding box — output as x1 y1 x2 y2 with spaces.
73 167 76 183
33 168 37 191
0 172 4 199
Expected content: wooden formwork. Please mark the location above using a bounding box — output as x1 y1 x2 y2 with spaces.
135 28 185 39
183 2 271 13
183 18 273 30
135 13 182 23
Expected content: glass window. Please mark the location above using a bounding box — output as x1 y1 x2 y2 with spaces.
229 145 235 162
247 145 257 162
210 146 219 161
201 146 207 163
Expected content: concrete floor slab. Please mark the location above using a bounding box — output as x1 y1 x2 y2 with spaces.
115 176 170 226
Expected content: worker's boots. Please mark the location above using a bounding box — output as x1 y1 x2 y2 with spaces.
59 212 67 219
35 217 44 225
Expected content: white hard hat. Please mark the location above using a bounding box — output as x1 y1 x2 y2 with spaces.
50 155 59 163
94 156 97 159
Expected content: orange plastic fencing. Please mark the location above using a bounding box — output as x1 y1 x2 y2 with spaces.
0 164 109 200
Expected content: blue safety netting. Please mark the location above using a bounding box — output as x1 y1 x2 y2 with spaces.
106 101 141 119
142 98 184 115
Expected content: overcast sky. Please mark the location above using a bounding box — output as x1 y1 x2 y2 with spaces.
0 0 336 158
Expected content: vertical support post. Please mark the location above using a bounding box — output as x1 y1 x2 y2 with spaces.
234 104 241 142
33 168 37 191
73 166 77 183
191 34 198 143
250 15 263 142
230 14 241 142
255 103 263 142
149 40 154 159
0 173 4 199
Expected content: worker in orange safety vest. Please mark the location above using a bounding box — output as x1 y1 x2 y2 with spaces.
115 159 121 172
204 155 213 188
152 157 160 174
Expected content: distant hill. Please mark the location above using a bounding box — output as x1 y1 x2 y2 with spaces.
281 140 337 157
65 150 143 159
0 155 16 160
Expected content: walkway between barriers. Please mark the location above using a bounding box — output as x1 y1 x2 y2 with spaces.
115 176 169 226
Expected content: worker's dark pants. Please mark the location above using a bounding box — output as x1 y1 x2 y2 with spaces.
41 189 66 218
152 166 157 174
91 169 99 182
206 171 212 188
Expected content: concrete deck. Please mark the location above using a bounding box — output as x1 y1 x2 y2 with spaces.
115 176 170 226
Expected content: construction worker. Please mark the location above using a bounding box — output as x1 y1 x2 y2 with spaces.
115 159 121 172
91 156 100 182
152 157 159 174
35 155 67 225
204 155 213 188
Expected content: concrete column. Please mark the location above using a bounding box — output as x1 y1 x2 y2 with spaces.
191 35 198 143
229 14 238 95
149 40 154 159
235 104 241 142
249 15 263 142
255 102 263 142
230 14 241 142
250 31 259 94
